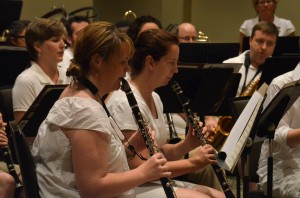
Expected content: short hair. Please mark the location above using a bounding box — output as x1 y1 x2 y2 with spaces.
6 20 30 45
67 21 133 81
131 29 179 78
64 15 90 37
127 15 162 42
252 0 278 8
25 18 66 61
250 21 279 39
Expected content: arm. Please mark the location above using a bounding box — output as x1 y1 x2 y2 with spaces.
64 128 169 198
288 32 295 36
13 77 36 123
239 32 246 54
0 114 8 147
286 128 300 148
124 127 216 179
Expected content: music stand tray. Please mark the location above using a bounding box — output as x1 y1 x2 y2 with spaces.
18 84 67 137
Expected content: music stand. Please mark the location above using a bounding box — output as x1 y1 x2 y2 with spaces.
0 46 30 86
257 79 300 198
155 67 238 115
0 0 23 35
259 56 300 87
18 84 67 137
178 43 240 64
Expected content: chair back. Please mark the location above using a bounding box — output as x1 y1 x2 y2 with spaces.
9 121 40 198
0 86 13 123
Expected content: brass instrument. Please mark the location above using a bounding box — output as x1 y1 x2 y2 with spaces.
197 31 209 42
209 72 262 150
0 29 9 43
123 10 137 22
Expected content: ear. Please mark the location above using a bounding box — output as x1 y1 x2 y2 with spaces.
145 55 155 70
92 53 102 64
33 41 42 54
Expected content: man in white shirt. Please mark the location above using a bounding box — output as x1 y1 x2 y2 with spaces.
223 21 278 97
59 16 90 70
257 62 300 197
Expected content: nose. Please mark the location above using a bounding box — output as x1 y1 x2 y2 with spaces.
59 39 65 49
174 63 178 74
125 62 131 72
261 42 267 50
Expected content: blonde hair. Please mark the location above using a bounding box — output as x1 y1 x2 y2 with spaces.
67 21 133 81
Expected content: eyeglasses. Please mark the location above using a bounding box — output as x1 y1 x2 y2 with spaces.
257 0 274 5
15 35 25 39
178 36 197 42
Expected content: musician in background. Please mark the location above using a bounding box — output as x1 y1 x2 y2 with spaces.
12 18 69 123
238 0 295 53
6 20 30 48
177 22 198 43
0 113 16 198
257 62 300 197
224 21 278 97
107 29 225 198
59 16 90 70
127 15 162 42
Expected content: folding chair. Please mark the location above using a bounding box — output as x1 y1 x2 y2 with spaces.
9 121 40 198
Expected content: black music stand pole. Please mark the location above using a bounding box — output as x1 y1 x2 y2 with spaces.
257 80 300 198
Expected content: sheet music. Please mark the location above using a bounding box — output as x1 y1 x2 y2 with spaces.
226 97 263 171
218 83 268 171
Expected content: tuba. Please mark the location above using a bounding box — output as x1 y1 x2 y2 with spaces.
208 72 262 150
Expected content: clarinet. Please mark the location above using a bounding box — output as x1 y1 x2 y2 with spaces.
170 80 235 198
166 113 181 144
0 126 23 191
120 78 177 198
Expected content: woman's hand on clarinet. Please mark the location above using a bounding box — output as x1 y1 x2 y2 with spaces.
138 152 171 181
184 121 208 149
128 127 157 152
0 113 8 146
188 144 217 168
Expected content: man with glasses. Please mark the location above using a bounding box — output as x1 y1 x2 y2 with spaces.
6 20 30 47
224 21 278 96
238 0 295 53
177 22 198 43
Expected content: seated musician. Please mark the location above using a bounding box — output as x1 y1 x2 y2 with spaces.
223 21 279 97
6 20 30 48
12 18 70 123
257 62 300 197
107 28 225 198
